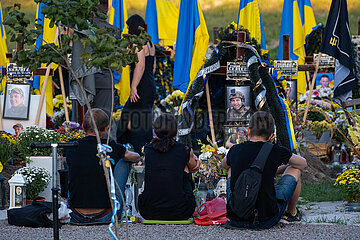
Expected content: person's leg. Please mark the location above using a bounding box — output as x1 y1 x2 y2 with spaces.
114 158 131 217
280 166 302 221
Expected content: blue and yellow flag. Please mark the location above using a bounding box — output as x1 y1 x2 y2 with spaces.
109 0 130 105
297 0 316 37
278 0 306 95
0 3 9 93
34 3 58 117
237 0 267 54
173 0 209 94
145 0 179 46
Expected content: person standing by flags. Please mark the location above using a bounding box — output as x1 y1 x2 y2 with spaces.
116 14 156 156
319 0 355 101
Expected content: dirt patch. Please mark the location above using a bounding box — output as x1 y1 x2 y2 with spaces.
300 148 332 184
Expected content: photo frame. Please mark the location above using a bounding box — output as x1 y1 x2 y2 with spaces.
226 85 252 122
286 80 297 107
3 82 31 120
224 125 248 148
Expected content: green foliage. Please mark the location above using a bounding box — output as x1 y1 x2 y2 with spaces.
300 181 346 202
3 1 150 74
16 126 60 162
34 0 106 31
80 26 150 72
0 131 17 166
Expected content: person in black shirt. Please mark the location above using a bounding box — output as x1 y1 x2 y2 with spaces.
67 108 140 225
138 114 200 220
222 111 307 229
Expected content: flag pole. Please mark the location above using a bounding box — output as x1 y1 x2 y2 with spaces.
205 80 216 143
35 27 59 126
302 52 322 124
58 66 69 122
0 97 3 131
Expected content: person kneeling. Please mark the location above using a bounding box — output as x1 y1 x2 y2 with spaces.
138 114 200 220
66 108 140 225
222 111 307 229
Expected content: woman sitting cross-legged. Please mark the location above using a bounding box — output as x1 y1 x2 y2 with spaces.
138 114 200 220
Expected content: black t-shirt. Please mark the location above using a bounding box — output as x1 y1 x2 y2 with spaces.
226 141 292 222
139 142 194 219
67 136 126 209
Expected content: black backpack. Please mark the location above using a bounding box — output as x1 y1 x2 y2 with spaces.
229 142 273 221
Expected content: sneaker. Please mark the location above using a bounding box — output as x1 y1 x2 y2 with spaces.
281 208 302 223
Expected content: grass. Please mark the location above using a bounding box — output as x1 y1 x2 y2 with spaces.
1 0 360 59
303 215 348 225
300 181 346 202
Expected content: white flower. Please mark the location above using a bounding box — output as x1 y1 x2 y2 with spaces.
217 147 228 155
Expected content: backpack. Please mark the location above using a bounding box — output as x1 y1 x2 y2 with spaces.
229 142 273 221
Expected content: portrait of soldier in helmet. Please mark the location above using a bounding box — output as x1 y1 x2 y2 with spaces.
226 87 251 121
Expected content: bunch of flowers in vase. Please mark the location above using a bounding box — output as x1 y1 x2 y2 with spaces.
159 90 184 119
196 137 229 188
13 166 51 200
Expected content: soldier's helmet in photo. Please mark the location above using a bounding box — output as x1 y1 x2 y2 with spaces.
229 89 245 101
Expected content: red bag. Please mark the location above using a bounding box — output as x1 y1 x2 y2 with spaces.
194 198 229 225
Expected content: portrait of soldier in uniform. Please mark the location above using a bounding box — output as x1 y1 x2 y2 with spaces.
3 84 31 120
225 126 248 148
226 87 251 121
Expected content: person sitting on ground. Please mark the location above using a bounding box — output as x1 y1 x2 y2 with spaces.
222 111 307 229
66 108 140 225
138 114 201 220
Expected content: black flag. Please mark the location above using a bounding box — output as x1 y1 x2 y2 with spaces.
319 0 355 98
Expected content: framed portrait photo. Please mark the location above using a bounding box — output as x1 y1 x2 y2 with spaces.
286 80 297 107
3 83 31 120
224 125 248 148
226 85 252 122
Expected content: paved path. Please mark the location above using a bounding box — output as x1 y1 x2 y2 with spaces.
1 202 359 239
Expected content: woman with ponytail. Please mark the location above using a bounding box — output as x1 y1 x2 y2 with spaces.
138 114 200 220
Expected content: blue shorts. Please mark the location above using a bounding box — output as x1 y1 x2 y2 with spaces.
69 209 112 225
227 174 297 229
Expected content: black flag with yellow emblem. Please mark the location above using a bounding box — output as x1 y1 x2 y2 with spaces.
319 0 355 98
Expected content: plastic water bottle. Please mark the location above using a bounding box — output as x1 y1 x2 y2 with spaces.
125 185 133 217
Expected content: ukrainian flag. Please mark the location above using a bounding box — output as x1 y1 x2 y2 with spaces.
237 0 267 54
109 0 130 105
34 3 58 117
0 3 9 94
173 0 209 94
145 0 179 46
297 0 316 37
278 0 306 95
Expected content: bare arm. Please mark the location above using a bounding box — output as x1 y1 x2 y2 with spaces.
222 156 230 170
187 149 200 173
130 46 146 103
288 153 307 170
124 150 141 163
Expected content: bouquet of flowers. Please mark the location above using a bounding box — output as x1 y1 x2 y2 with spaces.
159 90 184 118
334 168 360 203
197 137 229 188
53 95 72 129
13 166 51 200
55 121 85 143
16 126 61 162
